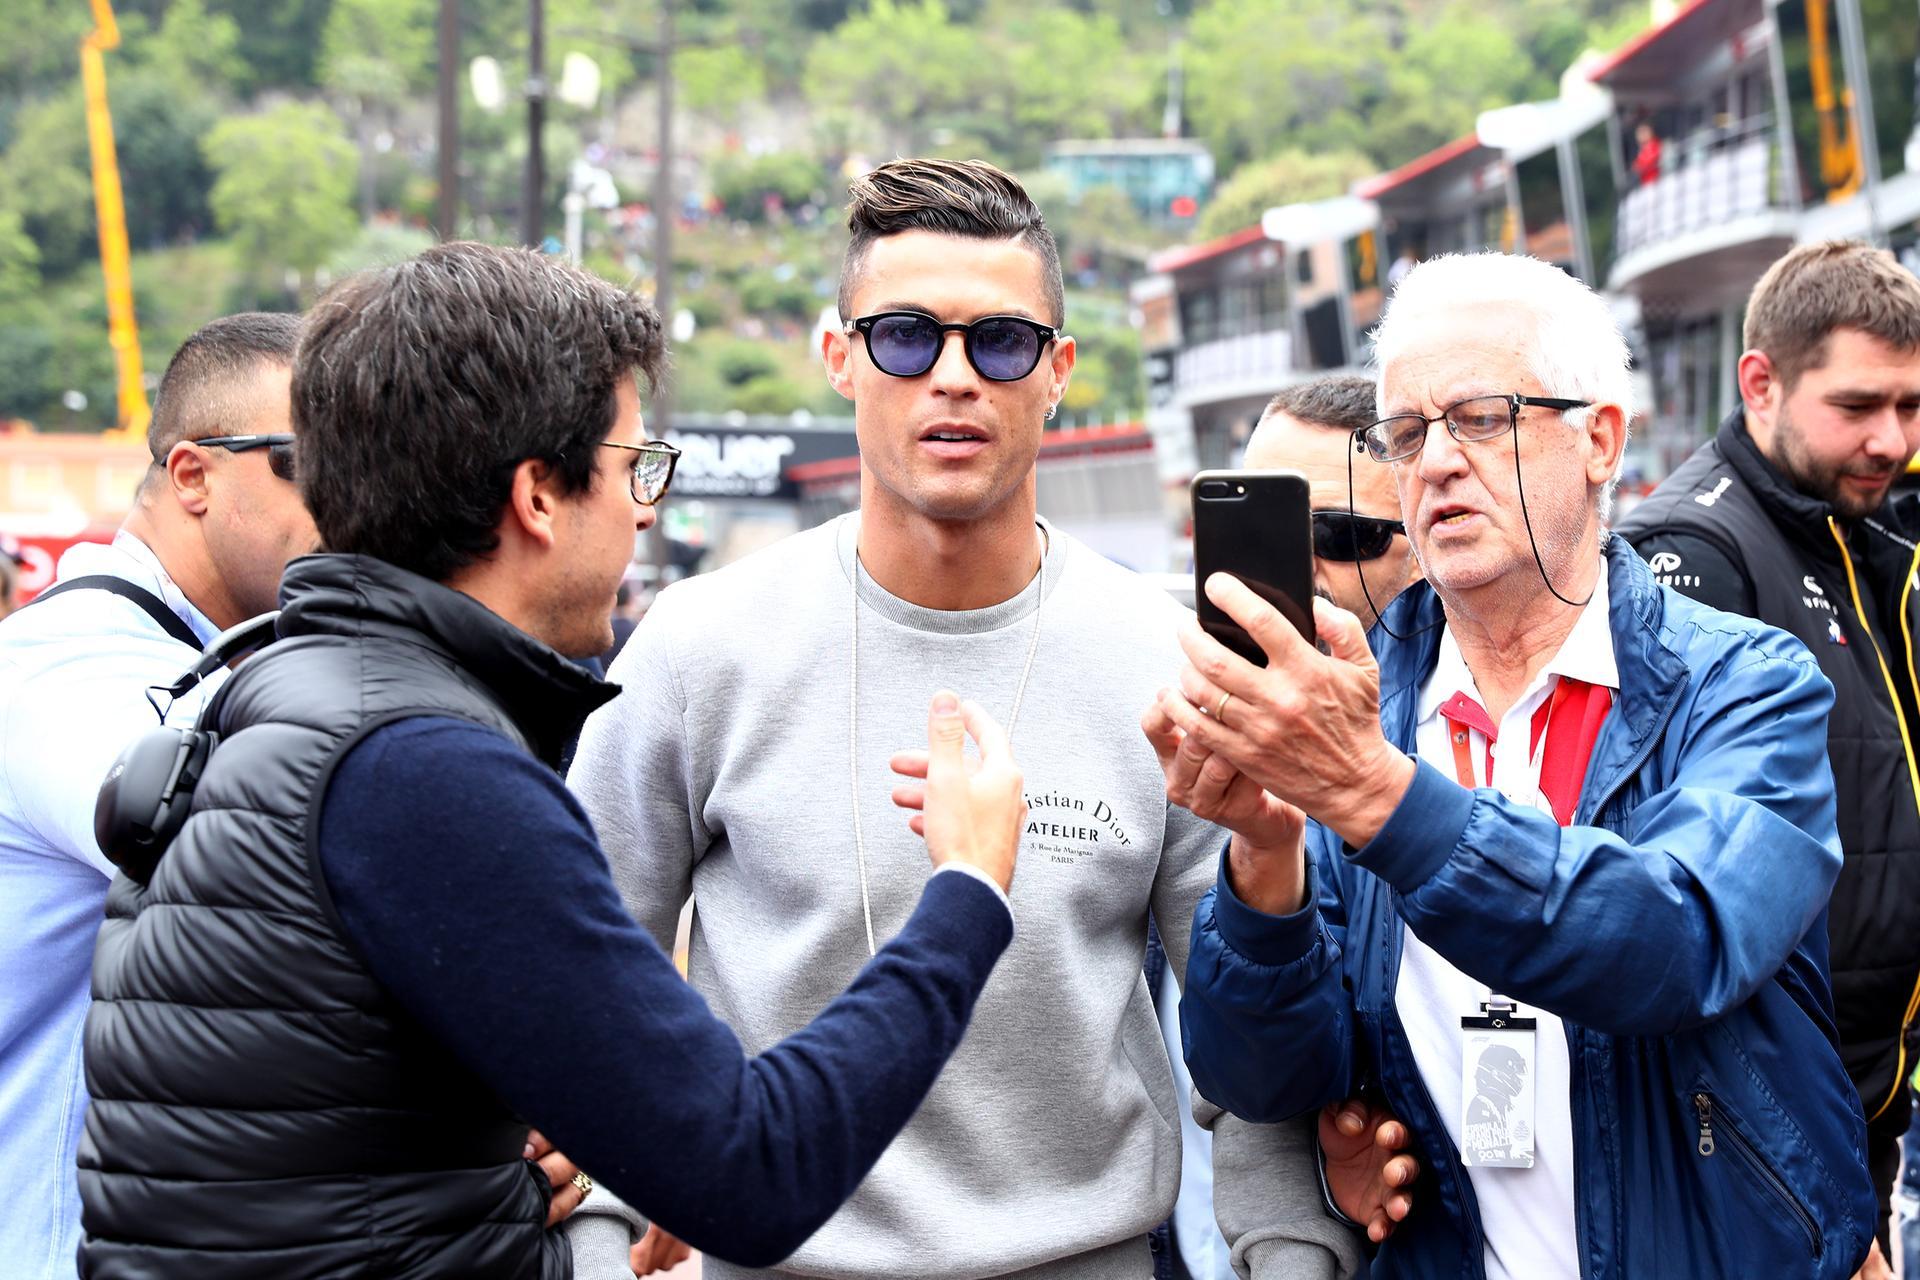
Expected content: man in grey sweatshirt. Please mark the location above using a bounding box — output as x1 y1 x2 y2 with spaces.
566 159 1388 1280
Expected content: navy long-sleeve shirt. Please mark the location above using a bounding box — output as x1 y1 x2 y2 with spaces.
317 716 1012 1268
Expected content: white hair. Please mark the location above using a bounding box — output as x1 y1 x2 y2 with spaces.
1369 252 1635 517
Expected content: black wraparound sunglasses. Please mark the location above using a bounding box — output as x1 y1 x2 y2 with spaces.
847 311 1062 383
1312 510 1405 562
192 434 297 483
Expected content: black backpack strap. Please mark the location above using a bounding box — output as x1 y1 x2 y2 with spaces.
28 575 201 650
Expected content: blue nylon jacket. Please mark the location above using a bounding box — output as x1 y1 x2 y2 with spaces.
1182 536 1876 1278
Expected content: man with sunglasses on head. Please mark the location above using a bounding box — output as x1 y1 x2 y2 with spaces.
569 157 1402 1280
1151 252 1875 1277
0 311 317 1280
1244 376 1423 629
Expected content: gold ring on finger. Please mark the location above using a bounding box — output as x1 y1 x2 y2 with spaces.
1215 691 1233 723
571 1171 594 1201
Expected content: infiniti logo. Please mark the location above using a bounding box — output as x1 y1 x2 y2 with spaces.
1648 552 1682 573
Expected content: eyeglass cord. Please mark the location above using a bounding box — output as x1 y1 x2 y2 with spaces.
1348 433 1443 644
1344 408 1591 642
847 519 1047 958
1508 414 1595 609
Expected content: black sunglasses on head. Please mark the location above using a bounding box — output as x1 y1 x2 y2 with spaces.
1312 509 1405 562
192 434 297 483
847 311 1061 383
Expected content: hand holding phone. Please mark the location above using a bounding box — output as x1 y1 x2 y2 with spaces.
1190 469 1316 664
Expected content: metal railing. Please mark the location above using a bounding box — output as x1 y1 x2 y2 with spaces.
1177 306 1292 350
1174 326 1295 397
1616 115 1782 259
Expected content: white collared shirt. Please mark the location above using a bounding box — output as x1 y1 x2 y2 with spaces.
1394 556 1617 1280
0 531 219 1280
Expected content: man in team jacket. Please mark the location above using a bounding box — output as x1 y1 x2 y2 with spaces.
1617 240 1920 1269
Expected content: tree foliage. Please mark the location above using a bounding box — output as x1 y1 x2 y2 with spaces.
203 102 359 294
1195 147 1378 240
202 0 334 91
677 45 768 123
0 0 94 105
1183 0 1644 170
801 0 1161 165
0 209 42 306
1184 0 1389 170
320 0 435 106
134 0 246 97
1366 3 1536 164
987 3 1156 166
0 0 1660 427
802 0 983 154
710 152 828 222
0 93 95 281
110 70 221 249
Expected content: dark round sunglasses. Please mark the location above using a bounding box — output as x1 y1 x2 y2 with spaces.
1312 509 1405 562
193 434 297 483
847 311 1061 383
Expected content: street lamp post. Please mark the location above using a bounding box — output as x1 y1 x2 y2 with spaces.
523 0 547 247
558 8 682 433
652 0 675 433
436 0 460 240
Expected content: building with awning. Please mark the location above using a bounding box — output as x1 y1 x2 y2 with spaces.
1130 0 1920 501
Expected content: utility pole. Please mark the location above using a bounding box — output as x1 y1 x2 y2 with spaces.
436 0 460 240
652 0 675 434
523 0 547 247
552 9 691 421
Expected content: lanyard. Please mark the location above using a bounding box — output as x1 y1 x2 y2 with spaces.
1438 677 1613 826
1439 675 1616 1171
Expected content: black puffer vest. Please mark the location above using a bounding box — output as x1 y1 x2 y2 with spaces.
1617 412 1920 1131
78 553 615 1279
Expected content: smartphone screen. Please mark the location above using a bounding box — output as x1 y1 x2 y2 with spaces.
1190 469 1316 665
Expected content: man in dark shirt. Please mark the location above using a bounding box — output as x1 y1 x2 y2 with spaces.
1616 240 1920 1275
77 242 1029 1279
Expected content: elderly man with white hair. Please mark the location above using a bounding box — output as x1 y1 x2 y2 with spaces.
1144 252 1876 1278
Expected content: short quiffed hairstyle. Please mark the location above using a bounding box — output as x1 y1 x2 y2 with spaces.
147 311 304 470
838 158 1065 327
1744 240 1920 389
1263 375 1378 435
293 242 666 583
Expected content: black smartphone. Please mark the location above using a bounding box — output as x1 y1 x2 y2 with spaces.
1189 469 1316 664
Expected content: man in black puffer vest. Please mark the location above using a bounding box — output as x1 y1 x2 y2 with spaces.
1616 240 1920 1269
77 242 1031 1279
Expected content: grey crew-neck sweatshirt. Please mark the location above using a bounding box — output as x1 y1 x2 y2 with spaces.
566 514 1354 1280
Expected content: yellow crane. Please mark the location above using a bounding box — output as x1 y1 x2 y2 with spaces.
1807 0 1864 203
81 0 150 440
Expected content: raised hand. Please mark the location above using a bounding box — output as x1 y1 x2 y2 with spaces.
1162 582 1415 850
889 691 1026 894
